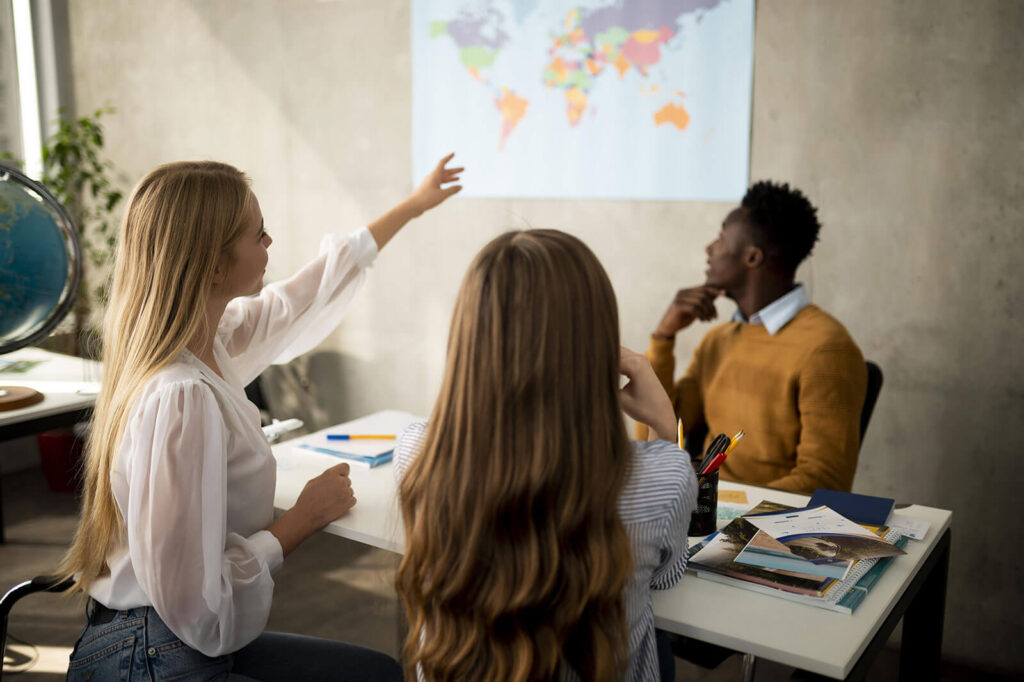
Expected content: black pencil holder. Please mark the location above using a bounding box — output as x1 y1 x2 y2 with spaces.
688 469 719 537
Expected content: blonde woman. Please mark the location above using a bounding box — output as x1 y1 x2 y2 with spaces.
394 230 698 681
61 156 462 681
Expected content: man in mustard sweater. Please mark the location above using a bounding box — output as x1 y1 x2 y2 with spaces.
644 181 867 493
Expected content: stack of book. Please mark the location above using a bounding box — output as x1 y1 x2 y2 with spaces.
687 494 907 614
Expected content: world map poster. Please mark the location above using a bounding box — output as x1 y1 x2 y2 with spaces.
412 0 754 201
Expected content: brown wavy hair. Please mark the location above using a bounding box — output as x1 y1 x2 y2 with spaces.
396 229 634 681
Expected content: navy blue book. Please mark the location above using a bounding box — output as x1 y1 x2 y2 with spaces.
808 489 895 526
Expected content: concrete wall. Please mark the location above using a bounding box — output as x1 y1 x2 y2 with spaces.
64 0 1024 674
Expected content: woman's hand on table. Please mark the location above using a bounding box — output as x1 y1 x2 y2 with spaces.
268 462 356 556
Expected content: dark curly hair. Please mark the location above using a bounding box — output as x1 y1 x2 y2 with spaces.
740 181 821 272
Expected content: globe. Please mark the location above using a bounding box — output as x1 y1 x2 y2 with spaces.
0 165 81 356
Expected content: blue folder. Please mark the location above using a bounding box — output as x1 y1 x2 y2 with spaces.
808 489 895 526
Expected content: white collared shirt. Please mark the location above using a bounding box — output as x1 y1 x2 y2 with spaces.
731 284 810 335
89 227 378 657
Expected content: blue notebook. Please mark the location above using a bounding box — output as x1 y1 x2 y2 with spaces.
296 443 394 468
808 489 895 526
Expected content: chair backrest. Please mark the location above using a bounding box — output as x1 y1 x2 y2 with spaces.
684 423 710 461
859 361 884 448
244 376 271 426
0 575 74 681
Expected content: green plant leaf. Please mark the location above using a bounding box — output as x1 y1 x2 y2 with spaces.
39 106 123 350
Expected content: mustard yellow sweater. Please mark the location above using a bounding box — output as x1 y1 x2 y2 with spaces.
642 305 867 494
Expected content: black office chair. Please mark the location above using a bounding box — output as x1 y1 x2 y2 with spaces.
0 575 74 680
244 376 271 426
859 360 884 447
683 423 709 461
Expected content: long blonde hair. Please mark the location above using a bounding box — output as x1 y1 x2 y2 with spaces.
59 161 252 593
396 230 634 681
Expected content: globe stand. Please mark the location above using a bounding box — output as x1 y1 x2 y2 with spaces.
0 386 44 411
0 165 81 413
0 165 83 545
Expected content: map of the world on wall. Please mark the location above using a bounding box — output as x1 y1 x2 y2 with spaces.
412 0 754 200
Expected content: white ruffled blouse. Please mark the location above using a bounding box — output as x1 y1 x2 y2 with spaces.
89 227 378 657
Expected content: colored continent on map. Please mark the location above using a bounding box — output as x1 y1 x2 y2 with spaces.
414 0 754 200
429 0 721 149
495 88 529 149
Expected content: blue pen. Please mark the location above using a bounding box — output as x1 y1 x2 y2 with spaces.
326 434 395 441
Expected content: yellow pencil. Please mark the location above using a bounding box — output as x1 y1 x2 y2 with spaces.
723 429 745 456
677 418 685 450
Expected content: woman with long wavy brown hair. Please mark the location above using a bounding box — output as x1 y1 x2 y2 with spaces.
395 229 698 681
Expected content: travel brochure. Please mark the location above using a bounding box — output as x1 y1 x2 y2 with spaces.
737 504 904 573
735 530 854 580
688 498 908 613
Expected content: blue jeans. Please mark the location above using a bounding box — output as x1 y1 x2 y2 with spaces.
67 601 402 681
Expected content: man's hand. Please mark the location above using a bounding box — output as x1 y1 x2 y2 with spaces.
654 286 725 338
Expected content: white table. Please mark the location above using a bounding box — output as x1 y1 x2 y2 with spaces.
271 411 952 681
272 410 416 553
0 347 101 542
652 484 951 681
0 347 100 439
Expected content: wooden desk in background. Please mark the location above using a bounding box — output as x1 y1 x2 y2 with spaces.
271 410 952 681
0 348 100 542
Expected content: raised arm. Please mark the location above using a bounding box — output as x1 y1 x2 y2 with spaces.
219 154 464 383
635 334 705 442
620 346 677 442
367 153 463 250
635 287 721 440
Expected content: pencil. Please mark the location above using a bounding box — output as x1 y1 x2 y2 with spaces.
677 419 685 450
723 429 745 456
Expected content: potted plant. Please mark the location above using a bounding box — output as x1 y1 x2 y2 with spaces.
40 106 124 359
30 108 123 492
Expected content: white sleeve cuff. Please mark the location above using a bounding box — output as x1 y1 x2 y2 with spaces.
350 226 379 269
247 529 285 575
316 227 379 272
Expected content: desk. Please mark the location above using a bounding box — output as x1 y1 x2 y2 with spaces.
272 410 417 554
271 411 952 681
0 347 100 441
652 486 951 681
0 347 100 542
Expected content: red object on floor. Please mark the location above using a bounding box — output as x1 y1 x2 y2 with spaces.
36 428 83 493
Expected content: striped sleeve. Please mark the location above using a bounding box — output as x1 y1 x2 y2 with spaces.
645 442 699 590
393 421 428 483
